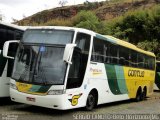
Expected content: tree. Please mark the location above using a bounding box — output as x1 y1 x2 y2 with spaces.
72 11 100 31
137 39 160 59
59 0 68 7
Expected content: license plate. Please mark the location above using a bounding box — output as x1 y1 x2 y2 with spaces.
26 97 36 102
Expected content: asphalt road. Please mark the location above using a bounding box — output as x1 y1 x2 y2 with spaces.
0 91 160 120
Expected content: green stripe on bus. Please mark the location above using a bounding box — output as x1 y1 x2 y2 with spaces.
29 85 51 93
29 85 41 92
37 85 51 93
96 34 117 44
105 64 121 95
115 66 128 94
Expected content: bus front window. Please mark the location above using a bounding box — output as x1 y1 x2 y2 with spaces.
11 29 74 85
12 45 66 85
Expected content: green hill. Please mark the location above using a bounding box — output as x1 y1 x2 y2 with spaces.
16 0 159 26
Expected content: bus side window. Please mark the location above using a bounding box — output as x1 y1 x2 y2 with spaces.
144 55 147 69
67 33 91 89
149 57 155 70
110 44 118 64
137 53 144 68
119 47 130 66
130 50 137 68
104 43 110 64
91 38 105 63
91 37 110 63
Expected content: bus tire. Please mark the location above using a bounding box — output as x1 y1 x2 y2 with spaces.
135 88 142 102
141 87 147 101
85 90 97 111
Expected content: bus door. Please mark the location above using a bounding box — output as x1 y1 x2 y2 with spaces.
66 33 91 106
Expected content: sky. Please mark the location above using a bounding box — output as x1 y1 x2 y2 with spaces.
0 0 106 23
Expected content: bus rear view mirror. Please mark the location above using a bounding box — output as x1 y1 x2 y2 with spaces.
63 44 76 64
3 40 20 59
0 50 1 55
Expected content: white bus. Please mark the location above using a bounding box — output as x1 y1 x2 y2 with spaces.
3 26 155 110
0 22 25 97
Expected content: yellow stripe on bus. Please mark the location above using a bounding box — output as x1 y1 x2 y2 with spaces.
123 67 155 98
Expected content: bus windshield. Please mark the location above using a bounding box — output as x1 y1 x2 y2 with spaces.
12 44 66 85
11 29 74 85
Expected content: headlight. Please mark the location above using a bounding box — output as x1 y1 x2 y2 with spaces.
47 90 65 95
10 83 17 90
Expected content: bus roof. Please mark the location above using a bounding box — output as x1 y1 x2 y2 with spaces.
0 21 26 31
25 26 94 34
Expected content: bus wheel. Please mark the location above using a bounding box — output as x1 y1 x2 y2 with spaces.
135 88 142 102
141 88 147 101
85 91 97 111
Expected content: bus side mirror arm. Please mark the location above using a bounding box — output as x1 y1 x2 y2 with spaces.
3 40 20 59
63 44 76 64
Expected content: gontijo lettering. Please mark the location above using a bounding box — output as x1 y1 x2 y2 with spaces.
128 69 145 77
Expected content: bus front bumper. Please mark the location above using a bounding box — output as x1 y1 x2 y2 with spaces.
10 88 72 110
